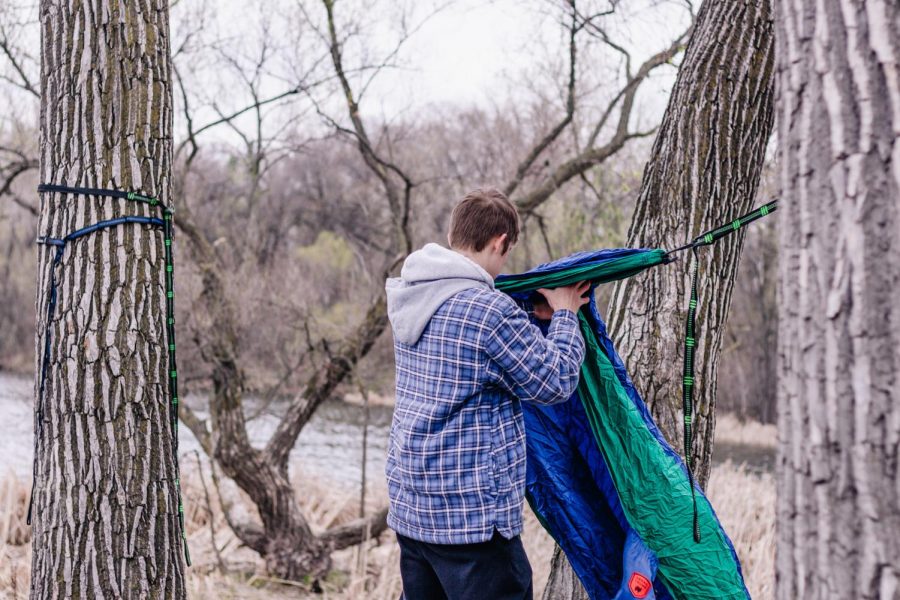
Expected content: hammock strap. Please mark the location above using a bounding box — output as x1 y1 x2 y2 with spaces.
671 198 778 544
28 184 190 566
683 246 701 543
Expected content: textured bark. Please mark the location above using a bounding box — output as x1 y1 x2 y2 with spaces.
544 0 775 597
31 1 186 598
543 544 588 600
775 0 900 597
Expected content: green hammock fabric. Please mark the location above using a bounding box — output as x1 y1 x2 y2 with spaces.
576 311 745 598
496 249 668 294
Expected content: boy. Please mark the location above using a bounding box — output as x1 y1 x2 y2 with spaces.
385 188 588 600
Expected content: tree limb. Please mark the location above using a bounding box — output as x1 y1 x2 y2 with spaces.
513 25 689 215
318 506 389 551
503 3 579 198
0 32 39 98
0 158 38 216
180 400 213 456
321 0 413 257
265 293 388 467
174 86 302 160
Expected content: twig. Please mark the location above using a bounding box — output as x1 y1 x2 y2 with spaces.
194 450 226 573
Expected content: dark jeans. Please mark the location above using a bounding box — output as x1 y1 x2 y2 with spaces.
396 530 534 600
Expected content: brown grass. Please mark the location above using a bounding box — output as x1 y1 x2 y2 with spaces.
0 441 775 599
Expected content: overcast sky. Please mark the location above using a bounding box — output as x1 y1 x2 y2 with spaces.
364 0 690 112
180 0 692 142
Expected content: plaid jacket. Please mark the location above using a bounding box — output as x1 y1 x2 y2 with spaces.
385 287 585 544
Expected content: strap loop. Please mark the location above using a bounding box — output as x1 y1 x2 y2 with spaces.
31 183 190 565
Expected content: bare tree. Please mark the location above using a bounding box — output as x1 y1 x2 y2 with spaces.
163 0 406 580
545 0 776 596
775 0 900 597
507 1 691 215
30 0 187 597
0 2 39 216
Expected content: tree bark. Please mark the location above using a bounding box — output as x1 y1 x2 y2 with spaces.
544 0 775 597
775 0 900 597
30 1 186 598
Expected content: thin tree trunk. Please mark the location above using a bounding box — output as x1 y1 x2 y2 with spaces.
30 1 186 597
775 0 900 597
544 0 775 597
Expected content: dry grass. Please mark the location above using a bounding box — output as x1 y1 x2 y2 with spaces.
707 462 775 599
0 441 775 599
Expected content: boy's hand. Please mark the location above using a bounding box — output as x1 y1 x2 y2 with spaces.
536 280 591 316
532 296 555 320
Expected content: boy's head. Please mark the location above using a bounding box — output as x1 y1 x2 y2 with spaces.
448 189 520 277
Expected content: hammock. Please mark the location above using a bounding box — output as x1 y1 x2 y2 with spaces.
493 202 776 600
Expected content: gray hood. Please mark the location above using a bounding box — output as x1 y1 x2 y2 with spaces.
385 243 494 345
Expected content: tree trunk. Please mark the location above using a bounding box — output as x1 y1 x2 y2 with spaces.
544 0 775 597
774 1 900 597
30 1 186 597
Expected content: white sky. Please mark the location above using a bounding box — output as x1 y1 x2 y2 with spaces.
362 0 689 113
172 0 692 143
0 0 692 147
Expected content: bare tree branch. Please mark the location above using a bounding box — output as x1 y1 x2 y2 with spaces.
180 400 213 456
0 157 38 216
321 0 413 257
174 85 302 159
587 26 690 147
193 450 227 572
262 0 428 468
265 293 388 467
512 23 690 215
0 31 39 98
319 506 389 551
503 2 579 198
515 128 656 215
208 457 269 555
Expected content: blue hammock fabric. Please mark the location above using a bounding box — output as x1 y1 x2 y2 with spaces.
496 248 748 600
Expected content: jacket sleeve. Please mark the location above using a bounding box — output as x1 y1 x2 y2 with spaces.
484 300 586 405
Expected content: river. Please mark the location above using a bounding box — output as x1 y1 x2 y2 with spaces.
0 371 773 486
0 371 394 487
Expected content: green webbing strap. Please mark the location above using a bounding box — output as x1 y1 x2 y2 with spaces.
669 199 778 544
683 247 701 543
161 207 190 566
33 184 191 566
688 200 777 249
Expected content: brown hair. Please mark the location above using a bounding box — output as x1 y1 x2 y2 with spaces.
448 188 520 253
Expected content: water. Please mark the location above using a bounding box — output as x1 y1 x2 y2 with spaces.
0 371 394 488
714 441 775 474
0 371 774 486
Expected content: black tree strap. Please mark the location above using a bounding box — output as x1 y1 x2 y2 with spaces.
666 199 778 544
683 246 701 543
29 184 191 566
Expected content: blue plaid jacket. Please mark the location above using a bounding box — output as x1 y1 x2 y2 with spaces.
385 287 585 544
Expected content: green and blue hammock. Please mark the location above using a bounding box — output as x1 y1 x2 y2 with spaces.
494 201 776 600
